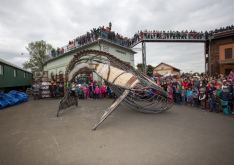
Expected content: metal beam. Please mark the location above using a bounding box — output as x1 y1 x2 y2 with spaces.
209 39 211 77
204 42 206 75
142 41 146 74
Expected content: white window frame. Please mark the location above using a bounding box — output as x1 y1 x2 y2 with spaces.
0 64 3 75
14 69 17 77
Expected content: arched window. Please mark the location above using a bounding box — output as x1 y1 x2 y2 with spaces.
51 72 54 79
59 71 63 75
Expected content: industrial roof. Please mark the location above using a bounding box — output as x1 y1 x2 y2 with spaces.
0 58 32 74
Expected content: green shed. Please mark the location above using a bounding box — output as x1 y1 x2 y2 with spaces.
0 58 33 93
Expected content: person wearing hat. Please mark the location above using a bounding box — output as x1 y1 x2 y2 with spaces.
199 88 206 110
220 86 232 115
32 82 40 100
210 90 220 113
192 86 199 108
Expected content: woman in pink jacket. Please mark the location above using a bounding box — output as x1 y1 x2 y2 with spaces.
101 85 106 100
228 71 234 79
94 85 101 100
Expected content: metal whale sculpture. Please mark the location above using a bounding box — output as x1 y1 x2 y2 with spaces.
57 50 173 130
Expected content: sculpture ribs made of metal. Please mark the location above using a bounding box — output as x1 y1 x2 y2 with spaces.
57 50 173 130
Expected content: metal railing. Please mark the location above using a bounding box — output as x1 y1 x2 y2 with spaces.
47 28 234 62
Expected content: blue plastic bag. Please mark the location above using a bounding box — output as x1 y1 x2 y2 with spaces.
0 90 29 109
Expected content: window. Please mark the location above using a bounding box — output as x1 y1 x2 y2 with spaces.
225 69 233 76
14 69 17 77
24 72 25 78
225 48 232 59
0 64 3 75
103 46 109 53
130 54 134 61
27 73 29 78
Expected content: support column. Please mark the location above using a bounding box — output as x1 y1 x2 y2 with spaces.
142 41 146 74
209 39 211 77
204 42 206 75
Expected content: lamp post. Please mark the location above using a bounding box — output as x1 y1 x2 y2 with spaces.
21 53 32 72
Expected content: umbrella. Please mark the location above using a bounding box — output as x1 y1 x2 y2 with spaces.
152 73 162 77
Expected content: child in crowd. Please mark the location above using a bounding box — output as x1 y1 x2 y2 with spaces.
106 84 112 98
86 85 90 99
101 85 106 100
148 88 154 102
220 86 232 115
181 86 186 105
192 86 199 108
175 84 181 105
216 85 223 111
210 90 220 113
83 86 87 99
130 90 135 101
167 85 173 102
94 85 100 100
74 86 79 99
231 89 234 114
78 86 83 99
207 83 216 109
187 87 193 106
199 89 206 110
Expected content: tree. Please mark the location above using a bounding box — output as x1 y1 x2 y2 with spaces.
193 72 200 76
136 63 154 76
22 40 53 73
147 64 154 76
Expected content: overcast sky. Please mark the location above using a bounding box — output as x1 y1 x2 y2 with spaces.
0 0 233 73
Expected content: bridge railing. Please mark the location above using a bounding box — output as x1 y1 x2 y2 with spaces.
46 30 209 62
141 32 206 40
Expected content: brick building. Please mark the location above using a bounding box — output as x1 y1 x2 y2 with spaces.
207 30 234 76
152 62 180 75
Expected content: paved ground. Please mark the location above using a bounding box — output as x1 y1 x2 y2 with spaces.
0 97 234 165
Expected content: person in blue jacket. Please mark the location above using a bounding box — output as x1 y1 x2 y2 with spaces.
220 86 232 115
207 83 216 109
186 87 193 106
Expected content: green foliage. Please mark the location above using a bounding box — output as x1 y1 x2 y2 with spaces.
136 63 143 71
147 65 154 76
193 72 200 76
136 63 154 76
22 40 53 73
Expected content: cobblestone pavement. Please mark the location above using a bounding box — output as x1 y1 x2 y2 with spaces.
0 97 234 165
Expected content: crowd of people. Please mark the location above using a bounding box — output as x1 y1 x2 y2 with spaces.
50 24 234 58
151 71 234 114
70 75 116 100
66 71 234 115
51 47 64 57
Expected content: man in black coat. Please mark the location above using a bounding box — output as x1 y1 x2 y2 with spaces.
49 81 57 98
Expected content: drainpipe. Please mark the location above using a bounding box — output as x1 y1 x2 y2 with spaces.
209 38 211 77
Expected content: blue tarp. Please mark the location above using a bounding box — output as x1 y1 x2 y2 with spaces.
0 90 29 109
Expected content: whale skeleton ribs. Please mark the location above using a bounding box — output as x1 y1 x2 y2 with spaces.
57 50 174 130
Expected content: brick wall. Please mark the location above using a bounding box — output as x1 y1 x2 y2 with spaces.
209 36 234 76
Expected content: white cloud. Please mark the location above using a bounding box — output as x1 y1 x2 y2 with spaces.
0 0 233 72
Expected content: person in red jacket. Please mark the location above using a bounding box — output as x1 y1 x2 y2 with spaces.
182 79 189 91
101 85 106 100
